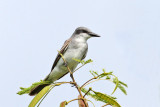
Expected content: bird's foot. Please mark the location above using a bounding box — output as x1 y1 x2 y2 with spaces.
70 81 76 87
62 61 68 67
63 62 68 67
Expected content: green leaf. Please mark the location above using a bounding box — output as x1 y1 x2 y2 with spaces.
117 84 127 95
102 69 106 72
113 79 127 95
17 80 51 95
81 88 117 101
28 85 53 107
84 59 93 64
112 77 119 95
89 71 99 77
106 75 111 79
92 90 121 107
72 58 93 65
72 58 84 64
60 101 67 107
119 81 128 87
89 71 96 77
98 72 113 78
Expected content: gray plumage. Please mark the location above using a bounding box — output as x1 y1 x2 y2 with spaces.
29 27 100 96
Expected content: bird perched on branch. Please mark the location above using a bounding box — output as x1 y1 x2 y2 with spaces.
29 27 100 96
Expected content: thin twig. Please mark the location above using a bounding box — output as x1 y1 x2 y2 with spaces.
58 50 72 74
86 100 95 107
73 64 85 73
67 97 89 106
80 77 97 89
101 103 111 107
82 79 110 88
80 74 112 89
67 98 82 104
55 81 75 84
83 88 92 98
58 50 88 107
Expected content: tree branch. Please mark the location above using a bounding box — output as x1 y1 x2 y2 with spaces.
58 51 88 107
80 77 97 89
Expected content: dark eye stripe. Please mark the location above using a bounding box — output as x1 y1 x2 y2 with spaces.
82 30 88 33
75 30 89 34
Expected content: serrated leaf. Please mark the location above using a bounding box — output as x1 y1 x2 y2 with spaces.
92 91 121 107
112 77 119 95
60 101 67 107
28 85 53 107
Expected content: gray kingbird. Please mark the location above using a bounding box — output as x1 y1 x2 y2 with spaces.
29 27 100 96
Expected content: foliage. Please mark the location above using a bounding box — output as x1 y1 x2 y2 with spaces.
17 58 127 107
29 85 54 107
17 80 52 95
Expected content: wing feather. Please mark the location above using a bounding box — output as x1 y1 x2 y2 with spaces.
81 45 88 60
51 38 72 71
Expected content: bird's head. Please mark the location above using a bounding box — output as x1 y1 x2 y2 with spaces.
72 27 100 41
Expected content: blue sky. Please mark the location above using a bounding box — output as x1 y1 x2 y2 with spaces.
0 0 160 107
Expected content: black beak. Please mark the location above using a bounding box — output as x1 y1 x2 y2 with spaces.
89 32 100 37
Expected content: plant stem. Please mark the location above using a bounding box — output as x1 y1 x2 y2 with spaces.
58 51 88 107
73 64 85 73
82 79 109 88
83 88 92 98
55 81 75 84
101 103 111 107
80 77 97 89
69 72 88 107
67 97 86 104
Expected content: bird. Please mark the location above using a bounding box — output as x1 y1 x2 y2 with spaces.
29 27 100 96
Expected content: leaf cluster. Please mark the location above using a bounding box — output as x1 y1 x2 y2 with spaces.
17 80 52 95
89 69 128 95
17 58 127 107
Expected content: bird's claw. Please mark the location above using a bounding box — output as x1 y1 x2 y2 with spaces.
64 62 68 67
63 62 68 67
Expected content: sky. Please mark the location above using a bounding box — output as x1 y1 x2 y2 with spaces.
0 0 160 107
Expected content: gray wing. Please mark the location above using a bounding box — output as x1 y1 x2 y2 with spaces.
81 46 88 60
51 38 72 71
44 38 72 81
30 38 72 95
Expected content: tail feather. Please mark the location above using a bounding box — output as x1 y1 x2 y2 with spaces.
29 84 49 96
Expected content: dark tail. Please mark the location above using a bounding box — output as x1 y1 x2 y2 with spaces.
29 84 49 96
